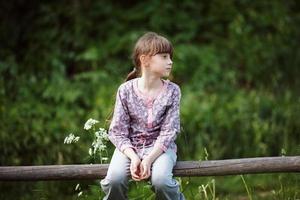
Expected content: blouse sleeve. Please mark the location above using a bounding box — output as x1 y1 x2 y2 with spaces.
108 84 134 153
154 85 181 152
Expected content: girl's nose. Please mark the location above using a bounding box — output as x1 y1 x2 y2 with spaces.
168 58 173 65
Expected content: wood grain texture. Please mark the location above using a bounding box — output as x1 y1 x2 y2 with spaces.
1 156 299 181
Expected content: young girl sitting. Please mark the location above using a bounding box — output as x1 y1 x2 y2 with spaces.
100 32 185 200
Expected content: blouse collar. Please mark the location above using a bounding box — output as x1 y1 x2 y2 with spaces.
133 77 169 103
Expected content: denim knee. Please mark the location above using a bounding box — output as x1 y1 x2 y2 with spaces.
101 172 128 188
101 178 123 188
100 176 129 200
151 175 172 190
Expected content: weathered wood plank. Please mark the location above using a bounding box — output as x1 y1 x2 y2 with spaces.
0 156 299 181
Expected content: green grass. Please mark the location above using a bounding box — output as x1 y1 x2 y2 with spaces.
1 173 298 199
59 173 300 200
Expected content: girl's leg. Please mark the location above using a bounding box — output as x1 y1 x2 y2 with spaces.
100 148 130 200
150 148 185 200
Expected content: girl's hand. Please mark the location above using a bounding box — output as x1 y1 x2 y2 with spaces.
130 157 142 181
139 157 153 180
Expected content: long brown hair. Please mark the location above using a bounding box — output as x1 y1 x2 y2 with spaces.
105 32 174 126
125 31 173 81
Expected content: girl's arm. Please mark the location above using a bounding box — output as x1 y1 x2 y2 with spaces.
109 85 143 181
108 85 135 153
139 144 163 180
144 143 163 163
123 147 142 181
154 85 181 152
123 147 140 161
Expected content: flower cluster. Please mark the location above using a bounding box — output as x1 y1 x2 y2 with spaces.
64 133 80 144
64 118 109 163
84 118 99 130
64 118 109 198
89 128 109 161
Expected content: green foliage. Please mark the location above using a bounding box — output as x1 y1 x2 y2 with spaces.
179 88 300 160
0 0 299 199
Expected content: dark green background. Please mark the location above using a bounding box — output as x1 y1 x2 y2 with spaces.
1 0 299 199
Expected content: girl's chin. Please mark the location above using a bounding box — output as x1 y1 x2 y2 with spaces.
164 72 171 76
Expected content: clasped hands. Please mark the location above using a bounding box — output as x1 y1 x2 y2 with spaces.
130 156 153 181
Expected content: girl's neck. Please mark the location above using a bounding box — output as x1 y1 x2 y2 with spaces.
138 74 163 93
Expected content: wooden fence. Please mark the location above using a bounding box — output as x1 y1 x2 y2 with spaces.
0 156 299 181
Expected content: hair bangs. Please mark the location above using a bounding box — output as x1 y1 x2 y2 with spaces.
149 36 173 59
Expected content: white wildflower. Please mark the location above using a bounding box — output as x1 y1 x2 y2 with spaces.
64 133 80 144
99 127 107 133
78 191 83 197
91 136 108 154
95 128 109 141
95 131 100 138
84 118 99 130
75 183 80 191
101 157 108 161
88 148 93 156
89 127 109 155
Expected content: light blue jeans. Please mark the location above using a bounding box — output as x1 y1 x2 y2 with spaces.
100 146 185 200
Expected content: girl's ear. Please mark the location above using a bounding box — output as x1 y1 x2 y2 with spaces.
140 54 150 67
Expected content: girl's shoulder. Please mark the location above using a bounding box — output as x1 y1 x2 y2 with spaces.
167 80 180 89
165 79 181 95
116 78 137 97
118 78 136 91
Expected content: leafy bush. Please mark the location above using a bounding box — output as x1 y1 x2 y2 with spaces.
0 0 299 199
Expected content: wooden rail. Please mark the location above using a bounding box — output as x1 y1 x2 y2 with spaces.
1 156 299 181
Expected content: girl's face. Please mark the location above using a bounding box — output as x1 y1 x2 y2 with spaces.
147 53 173 78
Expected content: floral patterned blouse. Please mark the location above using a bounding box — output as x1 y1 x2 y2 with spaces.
108 77 181 158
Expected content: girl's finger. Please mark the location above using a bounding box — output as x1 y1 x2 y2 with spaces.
132 175 140 181
146 167 151 178
131 171 140 180
132 171 142 181
140 164 144 175
142 164 148 177
131 163 139 174
142 166 147 177
146 166 150 177
132 174 140 180
132 165 137 172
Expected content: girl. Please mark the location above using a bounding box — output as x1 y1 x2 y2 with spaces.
100 32 185 200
